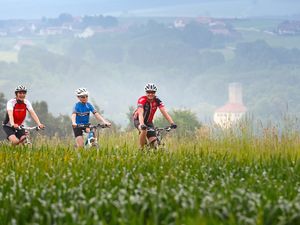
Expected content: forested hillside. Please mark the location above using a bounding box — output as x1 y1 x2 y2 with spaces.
0 16 300 125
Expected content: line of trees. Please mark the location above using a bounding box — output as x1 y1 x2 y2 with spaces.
0 93 72 139
0 92 202 140
0 93 6 139
234 40 300 69
126 105 202 137
41 13 119 28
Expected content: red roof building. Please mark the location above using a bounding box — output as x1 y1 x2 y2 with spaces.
214 83 247 128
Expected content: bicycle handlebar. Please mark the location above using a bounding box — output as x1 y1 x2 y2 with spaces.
147 126 174 132
157 127 172 132
93 124 110 129
76 124 109 129
17 125 41 131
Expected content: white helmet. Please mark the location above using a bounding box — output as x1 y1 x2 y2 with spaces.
15 85 27 93
75 87 89 96
145 83 157 92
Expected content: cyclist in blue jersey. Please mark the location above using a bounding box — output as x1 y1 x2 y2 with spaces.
71 88 111 147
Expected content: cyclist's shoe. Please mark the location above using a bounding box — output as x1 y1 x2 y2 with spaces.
170 123 177 129
90 139 98 147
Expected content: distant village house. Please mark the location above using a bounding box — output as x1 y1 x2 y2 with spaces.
214 83 247 128
277 20 300 35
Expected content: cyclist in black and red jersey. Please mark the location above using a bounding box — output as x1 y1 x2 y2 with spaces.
133 83 177 149
2 85 45 145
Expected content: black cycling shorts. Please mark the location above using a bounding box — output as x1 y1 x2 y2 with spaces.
2 125 25 140
73 127 86 138
133 119 156 138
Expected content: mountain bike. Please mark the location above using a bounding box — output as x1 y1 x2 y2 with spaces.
76 124 109 149
16 125 43 145
145 126 175 150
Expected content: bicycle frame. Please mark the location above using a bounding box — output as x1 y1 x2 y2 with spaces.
146 126 173 149
77 124 108 149
17 125 41 145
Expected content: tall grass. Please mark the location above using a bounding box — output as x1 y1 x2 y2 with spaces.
1 124 300 225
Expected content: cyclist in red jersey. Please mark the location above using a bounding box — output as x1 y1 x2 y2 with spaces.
2 85 45 145
133 83 177 149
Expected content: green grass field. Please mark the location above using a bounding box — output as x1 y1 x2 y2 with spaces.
235 30 300 49
1 127 300 225
0 51 18 62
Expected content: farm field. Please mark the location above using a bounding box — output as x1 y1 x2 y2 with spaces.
236 30 300 49
0 51 18 62
1 129 300 225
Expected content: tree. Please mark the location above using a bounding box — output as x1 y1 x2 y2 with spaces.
89 99 120 133
58 13 73 24
181 22 213 49
82 15 118 27
101 16 118 28
0 92 7 139
55 114 73 137
27 101 72 137
154 109 201 137
89 98 104 126
126 105 136 131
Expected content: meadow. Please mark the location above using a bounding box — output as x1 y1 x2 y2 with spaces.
0 51 18 63
1 125 300 225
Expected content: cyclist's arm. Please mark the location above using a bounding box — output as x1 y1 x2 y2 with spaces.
6 101 17 128
7 110 16 127
28 109 43 127
71 113 77 126
137 107 145 127
159 107 174 124
94 112 111 126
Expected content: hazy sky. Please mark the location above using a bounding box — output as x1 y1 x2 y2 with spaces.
0 0 299 19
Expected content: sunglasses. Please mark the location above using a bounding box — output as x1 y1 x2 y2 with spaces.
16 91 27 94
79 95 88 98
146 91 156 94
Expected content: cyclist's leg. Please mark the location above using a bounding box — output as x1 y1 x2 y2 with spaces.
73 127 84 147
75 136 84 147
16 130 26 144
139 130 147 148
134 119 147 149
18 135 27 144
3 125 20 145
147 123 157 148
8 135 20 145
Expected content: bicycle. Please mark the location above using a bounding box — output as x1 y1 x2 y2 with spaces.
144 126 175 150
16 125 43 145
76 124 109 149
